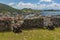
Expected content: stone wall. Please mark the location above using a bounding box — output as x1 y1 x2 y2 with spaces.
21 18 44 29
0 20 12 31
43 17 53 27
52 18 60 27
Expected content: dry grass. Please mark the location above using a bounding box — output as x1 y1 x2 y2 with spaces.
0 28 60 40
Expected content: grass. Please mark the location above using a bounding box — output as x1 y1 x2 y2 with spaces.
0 28 60 40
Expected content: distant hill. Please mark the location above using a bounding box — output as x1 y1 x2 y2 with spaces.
21 8 42 13
0 3 22 14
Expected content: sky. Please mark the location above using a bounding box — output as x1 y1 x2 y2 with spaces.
0 0 60 10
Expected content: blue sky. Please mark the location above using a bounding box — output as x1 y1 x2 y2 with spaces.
0 0 60 10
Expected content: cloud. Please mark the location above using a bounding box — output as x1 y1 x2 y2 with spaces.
8 1 60 10
46 2 60 9
17 2 35 9
8 3 15 6
16 2 46 9
40 0 52 2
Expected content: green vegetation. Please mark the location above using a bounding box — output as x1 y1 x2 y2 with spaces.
0 3 22 14
21 8 41 13
0 28 60 40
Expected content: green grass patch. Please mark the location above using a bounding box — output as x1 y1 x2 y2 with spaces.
0 28 60 40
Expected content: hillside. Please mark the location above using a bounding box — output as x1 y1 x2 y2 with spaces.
0 3 41 15
0 3 22 14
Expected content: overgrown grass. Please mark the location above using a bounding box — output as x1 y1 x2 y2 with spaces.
0 28 60 40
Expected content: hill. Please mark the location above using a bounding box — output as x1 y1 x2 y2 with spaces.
0 3 22 14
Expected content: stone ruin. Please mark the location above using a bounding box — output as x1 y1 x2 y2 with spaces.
21 16 44 29
0 14 24 32
0 14 60 32
0 17 12 31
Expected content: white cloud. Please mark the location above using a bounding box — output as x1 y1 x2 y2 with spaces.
8 1 60 10
16 2 46 9
8 3 15 6
47 2 60 9
40 0 52 2
17 2 35 9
